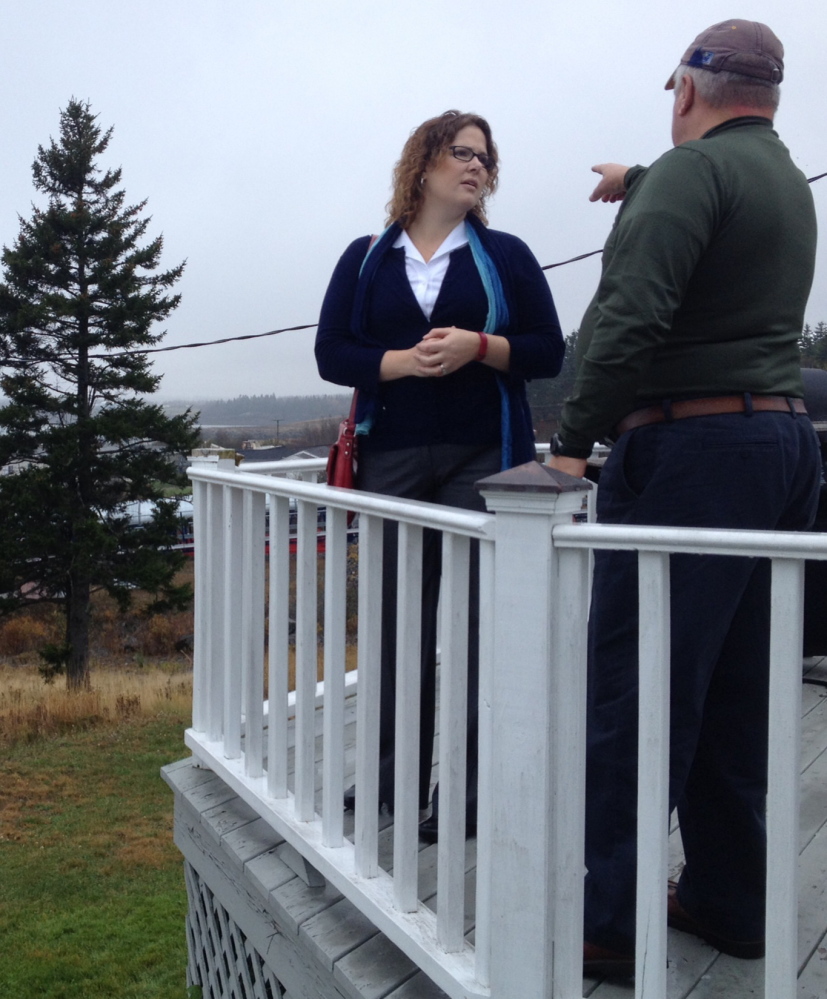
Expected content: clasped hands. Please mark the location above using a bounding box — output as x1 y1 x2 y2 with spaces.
411 326 480 378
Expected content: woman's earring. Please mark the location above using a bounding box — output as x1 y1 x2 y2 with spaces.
419 175 426 187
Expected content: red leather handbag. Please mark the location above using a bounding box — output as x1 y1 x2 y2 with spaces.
326 391 359 523
324 235 377 520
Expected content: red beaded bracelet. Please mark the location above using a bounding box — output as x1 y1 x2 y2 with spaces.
476 331 488 361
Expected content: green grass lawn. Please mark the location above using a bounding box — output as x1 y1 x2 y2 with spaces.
0 708 193 999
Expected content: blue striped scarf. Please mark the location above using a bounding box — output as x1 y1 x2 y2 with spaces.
465 220 514 467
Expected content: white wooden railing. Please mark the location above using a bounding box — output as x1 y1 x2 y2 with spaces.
184 450 827 999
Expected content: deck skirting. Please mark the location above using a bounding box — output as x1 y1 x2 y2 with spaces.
184 861 290 999
164 757 447 999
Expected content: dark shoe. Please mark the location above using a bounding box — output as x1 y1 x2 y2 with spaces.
417 784 476 843
667 881 765 959
417 812 439 843
342 785 393 814
583 940 635 978
417 812 476 843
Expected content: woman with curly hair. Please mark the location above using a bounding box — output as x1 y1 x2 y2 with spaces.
316 110 564 841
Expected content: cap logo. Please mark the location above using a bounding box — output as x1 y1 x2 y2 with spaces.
687 47 714 68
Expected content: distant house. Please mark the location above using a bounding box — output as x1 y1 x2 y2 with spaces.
0 457 40 477
237 444 329 464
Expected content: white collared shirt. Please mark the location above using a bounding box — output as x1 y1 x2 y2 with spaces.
393 221 468 321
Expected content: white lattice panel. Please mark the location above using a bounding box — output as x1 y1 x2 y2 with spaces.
184 861 290 999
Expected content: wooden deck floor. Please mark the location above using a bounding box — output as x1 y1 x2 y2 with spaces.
166 654 827 999
591 655 827 997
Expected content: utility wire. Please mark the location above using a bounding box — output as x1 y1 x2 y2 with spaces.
106 323 319 357
86 245 639 358
87 169 826 360
541 249 603 271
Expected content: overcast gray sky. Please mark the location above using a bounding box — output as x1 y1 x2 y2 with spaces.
2 1 825 402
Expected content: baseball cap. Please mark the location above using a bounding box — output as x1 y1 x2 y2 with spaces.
665 19 784 90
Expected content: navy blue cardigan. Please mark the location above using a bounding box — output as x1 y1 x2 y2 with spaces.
315 226 564 459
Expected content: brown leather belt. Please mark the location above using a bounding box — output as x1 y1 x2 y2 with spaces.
616 394 808 437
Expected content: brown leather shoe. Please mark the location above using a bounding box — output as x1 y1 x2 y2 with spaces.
583 940 635 978
667 881 765 959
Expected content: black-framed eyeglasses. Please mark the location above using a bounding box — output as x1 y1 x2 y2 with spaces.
448 145 494 171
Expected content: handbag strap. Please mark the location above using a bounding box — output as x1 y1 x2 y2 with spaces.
345 389 359 428
345 233 380 433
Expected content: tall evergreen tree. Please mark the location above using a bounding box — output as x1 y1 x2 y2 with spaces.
0 99 198 689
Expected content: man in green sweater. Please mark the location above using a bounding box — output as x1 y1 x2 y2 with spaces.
549 19 821 976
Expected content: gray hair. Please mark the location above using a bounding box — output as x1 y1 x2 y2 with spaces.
672 64 780 112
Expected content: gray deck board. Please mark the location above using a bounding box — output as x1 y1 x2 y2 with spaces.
301 896 380 972
333 932 420 999
221 816 283 872
166 654 827 998
245 844 296 899
384 972 453 999
269 871 345 936
200 795 261 844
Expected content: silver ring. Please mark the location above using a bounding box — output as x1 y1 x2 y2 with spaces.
440 363 446 376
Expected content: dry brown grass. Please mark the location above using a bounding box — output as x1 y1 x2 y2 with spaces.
0 661 192 746
0 563 196 661
0 566 195 744
0 556 364 746
0 644 359 747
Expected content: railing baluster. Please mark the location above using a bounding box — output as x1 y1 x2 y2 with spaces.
223 485 244 758
191 478 208 732
634 550 671 999
437 531 470 953
355 513 383 877
472 536 495 989
766 557 805 999
243 490 266 778
393 522 423 913
206 482 226 742
322 505 348 847
549 545 590 998
267 494 291 798
295 497 319 821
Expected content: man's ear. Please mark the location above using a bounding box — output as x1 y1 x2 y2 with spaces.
675 73 695 117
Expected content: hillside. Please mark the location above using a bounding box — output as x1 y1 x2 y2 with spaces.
162 393 352 427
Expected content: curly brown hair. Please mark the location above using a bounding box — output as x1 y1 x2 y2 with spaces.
385 110 499 228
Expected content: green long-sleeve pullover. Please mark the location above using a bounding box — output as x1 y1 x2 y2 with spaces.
560 116 817 457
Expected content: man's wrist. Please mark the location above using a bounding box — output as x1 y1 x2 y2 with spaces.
549 432 593 460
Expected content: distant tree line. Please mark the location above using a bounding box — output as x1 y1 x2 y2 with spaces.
800 322 827 370
525 329 580 439
203 416 342 452
192 393 351 427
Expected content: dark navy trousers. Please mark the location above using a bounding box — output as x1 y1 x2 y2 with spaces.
357 443 501 814
583 411 821 953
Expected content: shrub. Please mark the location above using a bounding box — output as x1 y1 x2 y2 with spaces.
0 609 62 655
